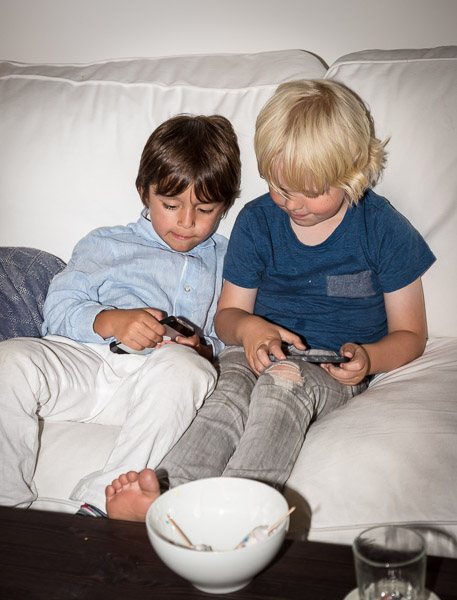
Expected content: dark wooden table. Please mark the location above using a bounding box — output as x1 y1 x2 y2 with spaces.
0 507 456 600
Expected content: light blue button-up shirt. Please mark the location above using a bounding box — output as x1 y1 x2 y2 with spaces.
42 209 228 356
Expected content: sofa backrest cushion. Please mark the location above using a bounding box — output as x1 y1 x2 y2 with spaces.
326 47 457 338
0 51 326 262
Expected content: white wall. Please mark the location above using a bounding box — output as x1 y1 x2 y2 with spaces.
1 0 456 67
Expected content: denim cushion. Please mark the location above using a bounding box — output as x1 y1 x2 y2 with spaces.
0 247 66 340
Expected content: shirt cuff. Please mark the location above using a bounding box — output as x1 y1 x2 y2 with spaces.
70 305 115 343
203 335 225 358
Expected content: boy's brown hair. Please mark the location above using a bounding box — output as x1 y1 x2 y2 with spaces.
136 114 241 216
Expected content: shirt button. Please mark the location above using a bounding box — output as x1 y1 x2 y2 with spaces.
184 285 191 293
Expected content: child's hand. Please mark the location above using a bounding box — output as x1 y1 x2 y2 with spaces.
94 307 165 350
320 342 370 385
242 321 307 375
169 332 199 348
169 332 213 361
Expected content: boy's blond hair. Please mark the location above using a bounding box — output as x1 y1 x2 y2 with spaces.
254 79 388 204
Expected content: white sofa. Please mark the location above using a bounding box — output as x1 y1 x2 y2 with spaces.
1 47 456 558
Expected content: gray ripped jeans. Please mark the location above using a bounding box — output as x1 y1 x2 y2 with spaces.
157 346 368 491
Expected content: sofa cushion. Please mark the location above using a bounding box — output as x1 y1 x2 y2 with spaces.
285 336 457 559
0 51 326 262
325 46 457 337
33 340 457 558
0 247 65 340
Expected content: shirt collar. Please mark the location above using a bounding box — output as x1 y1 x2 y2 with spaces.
135 208 215 254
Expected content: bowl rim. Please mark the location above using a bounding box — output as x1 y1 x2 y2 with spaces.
145 476 291 555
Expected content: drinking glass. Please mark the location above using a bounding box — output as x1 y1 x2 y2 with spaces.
353 525 427 600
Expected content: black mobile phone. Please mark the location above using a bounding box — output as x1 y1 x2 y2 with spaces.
160 316 195 340
109 316 195 355
269 353 350 364
299 355 350 364
109 341 154 355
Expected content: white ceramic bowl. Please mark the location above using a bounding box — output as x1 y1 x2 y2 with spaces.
145 477 291 594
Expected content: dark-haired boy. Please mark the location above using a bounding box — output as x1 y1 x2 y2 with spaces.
0 114 241 516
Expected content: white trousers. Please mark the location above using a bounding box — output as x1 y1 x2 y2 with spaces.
0 335 217 511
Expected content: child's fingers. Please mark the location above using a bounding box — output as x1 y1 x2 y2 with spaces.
280 329 307 350
323 363 362 385
267 341 287 361
143 307 165 321
116 310 166 349
254 345 273 371
175 333 199 347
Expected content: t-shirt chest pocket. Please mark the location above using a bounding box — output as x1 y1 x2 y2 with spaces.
326 270 376 298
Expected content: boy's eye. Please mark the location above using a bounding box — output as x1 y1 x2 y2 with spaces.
277 187 291 200
198 206 215 214
163 203 178 210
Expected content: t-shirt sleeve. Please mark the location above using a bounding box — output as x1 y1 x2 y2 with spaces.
368 200 436 293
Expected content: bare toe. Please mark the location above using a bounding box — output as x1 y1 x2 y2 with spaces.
105 484 116 499
138 469 160 494
105 469 161 522
126 470 140 483
118 473 130 486
111 478 123 492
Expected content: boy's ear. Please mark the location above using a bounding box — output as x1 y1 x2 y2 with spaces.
138 186 149 206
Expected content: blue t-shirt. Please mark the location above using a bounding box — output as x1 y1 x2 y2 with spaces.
223 190 436 352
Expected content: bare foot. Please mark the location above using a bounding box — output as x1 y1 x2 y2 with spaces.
105 469 161 522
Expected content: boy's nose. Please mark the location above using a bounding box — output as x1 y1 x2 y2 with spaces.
284 197 302 211
178 210 195 228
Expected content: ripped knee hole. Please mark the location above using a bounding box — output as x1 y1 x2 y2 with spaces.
267 361 303 384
